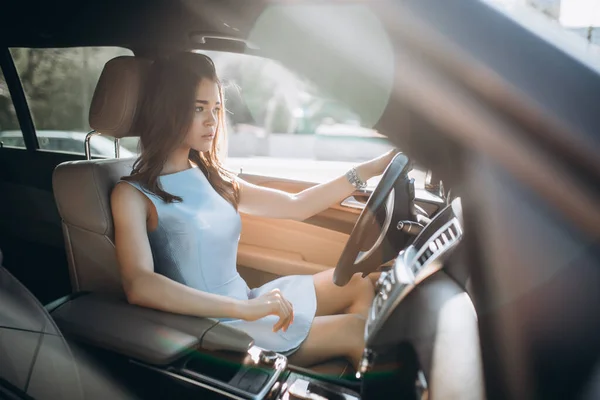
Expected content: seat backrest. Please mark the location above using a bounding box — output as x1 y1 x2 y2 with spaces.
53 56 150 295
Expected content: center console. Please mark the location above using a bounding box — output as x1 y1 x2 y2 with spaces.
49 293 360 400
356 197 465 392
132 345 360 400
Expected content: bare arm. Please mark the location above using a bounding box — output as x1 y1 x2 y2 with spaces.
237 150 397 220
112 182 294 331
111 182 245 319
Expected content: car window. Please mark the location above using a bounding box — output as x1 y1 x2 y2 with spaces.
0 66 21 148
9 47 133 156
0 135 25 147
40 137 84 154
201 51 396 186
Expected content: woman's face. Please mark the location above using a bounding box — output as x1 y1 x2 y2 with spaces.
184 78 221 152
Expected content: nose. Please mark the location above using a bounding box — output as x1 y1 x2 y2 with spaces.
205 110 217 127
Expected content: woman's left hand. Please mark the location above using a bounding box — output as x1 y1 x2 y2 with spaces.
357 149 400 181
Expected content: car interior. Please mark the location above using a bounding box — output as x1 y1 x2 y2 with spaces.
1 1 600 400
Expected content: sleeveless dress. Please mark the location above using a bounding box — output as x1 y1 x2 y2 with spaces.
121 166 317 353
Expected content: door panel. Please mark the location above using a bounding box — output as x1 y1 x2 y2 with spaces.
235 173 443 284
236 174 357 284
0 148 85 304
237 213 349 281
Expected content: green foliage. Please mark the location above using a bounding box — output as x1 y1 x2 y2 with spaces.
0 47 361 138
1 47 132 133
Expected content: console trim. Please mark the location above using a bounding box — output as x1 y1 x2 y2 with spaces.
355 188 395 265
365 216 463 342
131 360 246 400
130 346 287 400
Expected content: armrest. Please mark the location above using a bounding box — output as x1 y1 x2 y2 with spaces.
50 293 254 366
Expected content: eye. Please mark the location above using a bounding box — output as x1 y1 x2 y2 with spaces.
214 107 221 113
195 106 204 113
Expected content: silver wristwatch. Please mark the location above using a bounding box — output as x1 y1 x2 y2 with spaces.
345 167 367 190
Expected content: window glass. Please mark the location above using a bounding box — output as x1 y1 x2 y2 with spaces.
201 51 396 186
0 66 22 148
9 47 133 156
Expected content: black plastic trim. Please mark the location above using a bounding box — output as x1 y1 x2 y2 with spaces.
44 291 91 314
0 47 37 151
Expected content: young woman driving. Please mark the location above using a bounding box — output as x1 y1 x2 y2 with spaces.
111 52 396 368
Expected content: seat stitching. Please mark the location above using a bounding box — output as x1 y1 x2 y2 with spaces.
22 320 46 393
91 164 110 236
62 223 80 291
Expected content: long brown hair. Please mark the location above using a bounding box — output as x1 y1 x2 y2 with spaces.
123 52 240 209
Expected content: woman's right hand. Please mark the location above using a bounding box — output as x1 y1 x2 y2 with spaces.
241 289 294 332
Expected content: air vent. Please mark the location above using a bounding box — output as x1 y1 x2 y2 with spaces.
411 218 462 275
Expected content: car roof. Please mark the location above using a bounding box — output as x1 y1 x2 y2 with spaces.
0 0 266 51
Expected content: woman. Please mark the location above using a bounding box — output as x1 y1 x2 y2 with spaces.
111 52 396 369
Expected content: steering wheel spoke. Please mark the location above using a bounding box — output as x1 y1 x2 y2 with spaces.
334 153 414 286
354 189 395 265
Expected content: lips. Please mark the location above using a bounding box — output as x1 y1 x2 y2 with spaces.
202 133 215 140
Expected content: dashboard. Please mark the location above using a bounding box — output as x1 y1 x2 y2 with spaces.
367 198 464 342
354 197 484 398
353 196 485 399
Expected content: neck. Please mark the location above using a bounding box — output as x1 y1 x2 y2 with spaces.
162 146 193 175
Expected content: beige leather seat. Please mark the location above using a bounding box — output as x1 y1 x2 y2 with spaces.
52 55 353 379
53 56 149 296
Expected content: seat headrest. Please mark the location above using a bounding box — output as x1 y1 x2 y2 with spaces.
89 56 151 139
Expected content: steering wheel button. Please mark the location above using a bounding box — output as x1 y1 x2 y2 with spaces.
436 239 443 249
428 242 437 252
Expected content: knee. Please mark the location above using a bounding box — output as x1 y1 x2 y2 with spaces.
351 274 375 297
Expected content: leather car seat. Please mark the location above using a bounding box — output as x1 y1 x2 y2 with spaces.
52 55 353 379
0 249 138 399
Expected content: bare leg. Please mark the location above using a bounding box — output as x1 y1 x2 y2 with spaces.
288 314 365 368
313 269 375 318
369 271 381 287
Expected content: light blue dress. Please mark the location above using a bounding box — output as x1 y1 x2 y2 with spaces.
121 166 317 353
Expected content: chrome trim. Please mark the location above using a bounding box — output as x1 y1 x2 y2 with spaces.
409 218 463 273
84 130 100 160
341 195 367 210
366 217 463 342
415 370 429 400
191 34 260 50
114 137 120 158
355 188 395 265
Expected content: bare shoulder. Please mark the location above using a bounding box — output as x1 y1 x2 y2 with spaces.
111 181 148 219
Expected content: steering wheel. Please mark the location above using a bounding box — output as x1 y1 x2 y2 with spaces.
333 153 412 286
